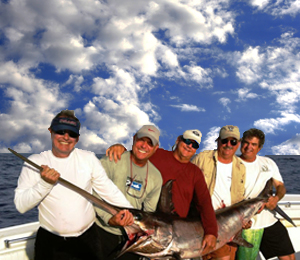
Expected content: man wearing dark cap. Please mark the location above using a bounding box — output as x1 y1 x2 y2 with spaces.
105 129 218 256
192 125 246 260
94 125 162 260
14 110 134 260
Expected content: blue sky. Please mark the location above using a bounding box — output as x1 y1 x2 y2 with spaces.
0 0 300 155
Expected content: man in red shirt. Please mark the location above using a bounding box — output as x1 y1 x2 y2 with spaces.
106 129 218 256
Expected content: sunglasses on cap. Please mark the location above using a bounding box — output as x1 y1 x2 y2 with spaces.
220 138 238 146
182 137 199 149
54 130 79 138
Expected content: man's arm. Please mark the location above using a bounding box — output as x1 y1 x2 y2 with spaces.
193 169 218 254
106 144 127 163
266 179 286 210
14 159 58 214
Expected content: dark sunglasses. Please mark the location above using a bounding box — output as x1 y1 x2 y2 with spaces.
220 138 238 146
182 137 199 149
54 130 79 138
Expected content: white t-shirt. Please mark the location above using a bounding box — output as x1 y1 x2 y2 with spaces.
243 155 283 229
14 148 132 236
212 162 233 209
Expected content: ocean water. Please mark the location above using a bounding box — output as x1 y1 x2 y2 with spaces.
0 153 299 229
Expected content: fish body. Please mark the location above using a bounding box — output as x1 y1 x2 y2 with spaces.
119 197 263 259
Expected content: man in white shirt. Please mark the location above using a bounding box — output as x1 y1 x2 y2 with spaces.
236 128 295 260
14 110 133 260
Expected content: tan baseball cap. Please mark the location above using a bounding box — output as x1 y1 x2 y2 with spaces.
217 125 240 140
136 125 160 146
183 129 202 144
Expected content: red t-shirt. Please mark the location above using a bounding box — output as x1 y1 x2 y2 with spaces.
149 148 218 237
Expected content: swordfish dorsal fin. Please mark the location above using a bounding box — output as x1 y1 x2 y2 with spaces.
157 180 175 214
257 178 273 200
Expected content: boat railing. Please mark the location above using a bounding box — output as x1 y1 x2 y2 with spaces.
278 201 300 207
4 235 36 248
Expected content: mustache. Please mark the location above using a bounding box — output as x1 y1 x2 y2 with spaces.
223 146 233 150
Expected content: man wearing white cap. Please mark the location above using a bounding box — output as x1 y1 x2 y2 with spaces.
94 125 163 260
192 125 246 260
105 128 218 256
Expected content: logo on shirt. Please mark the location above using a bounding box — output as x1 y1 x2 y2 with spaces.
126 177 142 191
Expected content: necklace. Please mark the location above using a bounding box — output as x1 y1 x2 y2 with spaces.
126 154 148 199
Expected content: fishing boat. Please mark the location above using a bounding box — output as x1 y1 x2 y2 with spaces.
0 194 299 260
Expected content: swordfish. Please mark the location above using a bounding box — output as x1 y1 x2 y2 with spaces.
117 178 273 259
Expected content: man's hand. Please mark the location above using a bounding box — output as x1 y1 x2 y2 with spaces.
108 210 134 227
106 144 126 163
242 220 252 229
40 165 60 184
201 234 217 256
266 195 279 210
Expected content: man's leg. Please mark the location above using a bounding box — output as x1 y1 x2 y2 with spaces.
260 221 295 260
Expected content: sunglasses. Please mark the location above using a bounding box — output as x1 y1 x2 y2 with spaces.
182 137 199 149
220 138 238 146
54 130 79 138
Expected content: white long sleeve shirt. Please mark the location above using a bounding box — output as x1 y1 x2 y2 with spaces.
14 148 132 237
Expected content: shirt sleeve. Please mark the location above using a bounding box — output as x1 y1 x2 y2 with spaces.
14 156 54 214
193 168 218 238
91 154 133 209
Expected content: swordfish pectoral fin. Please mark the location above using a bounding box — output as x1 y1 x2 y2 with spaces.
231 230 253 248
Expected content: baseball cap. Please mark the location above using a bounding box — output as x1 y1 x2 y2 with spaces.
50 117 80 135
183 129 202 144
217 125 240 140
136 125 160 146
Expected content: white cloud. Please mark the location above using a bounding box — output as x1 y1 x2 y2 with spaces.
236 88 259 101
233 32 300 135
271 134 300 155
0 60 69 153
235 46 264 84
170 104 205 112
183 63 213 87
201 126 220 151
254 112 300 134
250 0 300 16
219 97 231 113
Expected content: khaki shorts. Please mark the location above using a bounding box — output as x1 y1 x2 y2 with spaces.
203 244 237 260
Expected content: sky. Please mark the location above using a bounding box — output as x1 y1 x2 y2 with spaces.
0 0 300 156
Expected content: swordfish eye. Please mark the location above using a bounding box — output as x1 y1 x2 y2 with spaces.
134 213 143 221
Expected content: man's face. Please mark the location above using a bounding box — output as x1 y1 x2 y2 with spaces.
217 137 240 162
50 129 79 158
176 137 198 161
240 136 261 162
132 136 158 166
